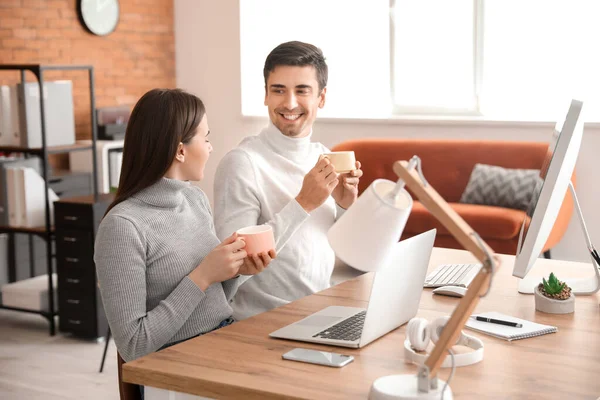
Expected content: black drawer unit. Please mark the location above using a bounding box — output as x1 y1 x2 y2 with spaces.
54 193 114 339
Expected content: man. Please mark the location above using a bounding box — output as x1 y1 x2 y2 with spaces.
214 41 363 320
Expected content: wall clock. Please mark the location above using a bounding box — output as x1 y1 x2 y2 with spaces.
77 0 120 36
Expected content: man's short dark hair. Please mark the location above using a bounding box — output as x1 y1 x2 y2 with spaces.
263 41 328 91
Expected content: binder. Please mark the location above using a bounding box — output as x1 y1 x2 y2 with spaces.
109 149 123 190
0 85 21 146
17 81 75 148
0 86 7 145
21 167 59 227
0 157 41 225
6 167 22 226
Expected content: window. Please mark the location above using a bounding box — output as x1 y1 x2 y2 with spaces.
240 0 600 121
239 0 390 118
481 0 600 120
391 0 478 114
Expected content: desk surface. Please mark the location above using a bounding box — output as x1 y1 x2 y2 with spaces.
123 248 600 399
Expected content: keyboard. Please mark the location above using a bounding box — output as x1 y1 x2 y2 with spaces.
312 311 366 342
423 263 482 288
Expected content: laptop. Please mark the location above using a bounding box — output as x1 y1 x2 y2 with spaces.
269 229 436 348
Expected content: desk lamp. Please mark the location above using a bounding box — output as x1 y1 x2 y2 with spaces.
328 157 499 400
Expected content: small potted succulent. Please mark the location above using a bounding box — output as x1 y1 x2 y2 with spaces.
534 272 574 314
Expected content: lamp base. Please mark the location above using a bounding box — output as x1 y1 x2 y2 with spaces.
368 374 453 400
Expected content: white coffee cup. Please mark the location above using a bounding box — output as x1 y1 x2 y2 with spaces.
320 151 356 173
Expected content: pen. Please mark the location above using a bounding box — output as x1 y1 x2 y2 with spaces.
471 316 523 328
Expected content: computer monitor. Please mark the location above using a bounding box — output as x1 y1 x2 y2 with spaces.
512 99 600 295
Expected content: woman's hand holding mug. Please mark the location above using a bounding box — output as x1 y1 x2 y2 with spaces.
236 225 277 275
189 233 247 290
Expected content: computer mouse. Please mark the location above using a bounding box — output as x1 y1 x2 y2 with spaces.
432 286 467 298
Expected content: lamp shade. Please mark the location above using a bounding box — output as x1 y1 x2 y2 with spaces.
328 179 413 272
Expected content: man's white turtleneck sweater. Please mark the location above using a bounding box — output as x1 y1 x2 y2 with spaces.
214 123 343 320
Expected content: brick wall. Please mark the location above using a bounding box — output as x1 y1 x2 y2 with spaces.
0 0 175 166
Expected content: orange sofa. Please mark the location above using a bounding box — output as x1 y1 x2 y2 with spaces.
331 139 575 256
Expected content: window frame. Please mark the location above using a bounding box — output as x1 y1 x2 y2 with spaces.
240 0 597 123
389 0 485 117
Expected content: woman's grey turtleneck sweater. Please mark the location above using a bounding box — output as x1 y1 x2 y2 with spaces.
94 178 238 362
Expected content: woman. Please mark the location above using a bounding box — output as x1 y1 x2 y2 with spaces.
94 89 275 364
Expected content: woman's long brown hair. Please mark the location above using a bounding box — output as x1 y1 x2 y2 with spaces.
104 88 206 216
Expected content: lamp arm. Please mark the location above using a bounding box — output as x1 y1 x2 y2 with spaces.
393 160 500 384
424 263 493 377
393 161 495 261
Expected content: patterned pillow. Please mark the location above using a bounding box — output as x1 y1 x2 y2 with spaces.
459 164 543 212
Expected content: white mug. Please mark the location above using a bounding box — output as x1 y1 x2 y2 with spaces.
320 151 356 173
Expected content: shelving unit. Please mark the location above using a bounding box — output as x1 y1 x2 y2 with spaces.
0 64 99 335
0 142 96 155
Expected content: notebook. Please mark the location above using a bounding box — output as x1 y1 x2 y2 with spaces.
465 311 558 341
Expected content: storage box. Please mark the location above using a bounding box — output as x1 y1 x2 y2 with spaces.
69 140 124 194
1 273 57 312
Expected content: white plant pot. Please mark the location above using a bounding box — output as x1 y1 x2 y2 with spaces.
534 286 575 314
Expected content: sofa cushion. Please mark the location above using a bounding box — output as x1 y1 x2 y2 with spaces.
404 201 528 240
459 164 542 212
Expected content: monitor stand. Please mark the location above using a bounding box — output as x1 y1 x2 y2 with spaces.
518 182 600 295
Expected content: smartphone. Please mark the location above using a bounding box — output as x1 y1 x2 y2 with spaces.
282 348 354 368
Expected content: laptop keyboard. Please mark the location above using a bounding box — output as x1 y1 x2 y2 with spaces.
312 311 366 342
423 263 482 288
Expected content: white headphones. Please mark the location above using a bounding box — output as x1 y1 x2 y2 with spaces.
404 316 484 368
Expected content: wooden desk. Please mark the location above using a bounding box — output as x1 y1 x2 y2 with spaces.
123 248 600 399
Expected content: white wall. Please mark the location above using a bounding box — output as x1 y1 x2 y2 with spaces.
175 0 600 263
